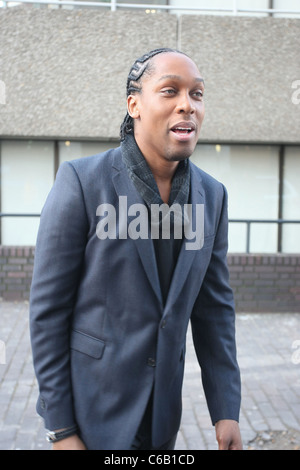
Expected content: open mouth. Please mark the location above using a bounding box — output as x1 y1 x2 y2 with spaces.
170 122 196 140
171 121 196 134
171 127 194 135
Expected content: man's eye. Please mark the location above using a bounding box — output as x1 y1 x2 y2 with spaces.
162 89 176 95
193 91 204 99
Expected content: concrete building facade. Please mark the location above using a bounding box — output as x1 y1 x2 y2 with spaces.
0 5 299 310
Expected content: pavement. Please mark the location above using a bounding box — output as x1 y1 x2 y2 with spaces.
0 300 299 451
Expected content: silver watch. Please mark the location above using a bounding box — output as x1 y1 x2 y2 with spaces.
46 425 78 442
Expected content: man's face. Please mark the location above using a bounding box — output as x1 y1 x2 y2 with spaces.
128 52 205 163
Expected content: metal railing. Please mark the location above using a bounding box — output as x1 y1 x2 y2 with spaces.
0 213 41 218
1 0 300 16
0 213 300 253
0 213 41 245
229 219 300 254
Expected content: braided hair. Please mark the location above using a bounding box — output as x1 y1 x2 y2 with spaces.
120 48 187 141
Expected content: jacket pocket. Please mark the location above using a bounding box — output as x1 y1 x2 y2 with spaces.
70 329 106 359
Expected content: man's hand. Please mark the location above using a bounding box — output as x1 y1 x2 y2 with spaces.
52 435 87 450
215 420 243 450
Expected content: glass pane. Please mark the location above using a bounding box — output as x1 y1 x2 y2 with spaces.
1 140 54 245
282 146 300 253
58 140 119 166
250 223 278 253
237 0 269 16
273 0 300 17
114 0 168 13
191 144 279 253
169 0 269 16
116 0 168 3
169 0 234 15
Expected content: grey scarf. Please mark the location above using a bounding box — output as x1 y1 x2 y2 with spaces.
121 133 190 209
121 134 191 305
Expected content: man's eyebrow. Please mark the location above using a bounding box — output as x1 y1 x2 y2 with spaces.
157 74 205 84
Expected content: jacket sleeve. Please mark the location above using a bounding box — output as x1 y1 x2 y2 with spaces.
190 185 241 425
29 161 89 431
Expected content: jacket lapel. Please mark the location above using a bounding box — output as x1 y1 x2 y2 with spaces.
164 165 205 310
112 151 163 307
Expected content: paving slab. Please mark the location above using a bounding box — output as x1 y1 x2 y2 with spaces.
0 301 299 450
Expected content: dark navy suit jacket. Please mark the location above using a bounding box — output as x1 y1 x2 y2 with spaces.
30 146 241 450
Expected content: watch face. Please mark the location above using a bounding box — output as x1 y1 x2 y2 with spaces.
46 432 56 442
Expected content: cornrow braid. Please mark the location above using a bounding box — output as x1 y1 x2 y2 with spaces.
120 48 187 141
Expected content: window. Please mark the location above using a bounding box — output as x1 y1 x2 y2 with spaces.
282 146 300 253
237 0 270 16
0 140 119 245
1 141 54 245
58 141 118 166
273 0 300 17
169 0 234 16
0 140 299 252
2 0 300 17
168 0 281 16
191 144 280 253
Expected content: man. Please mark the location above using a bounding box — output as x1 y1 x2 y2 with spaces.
30 48 242 450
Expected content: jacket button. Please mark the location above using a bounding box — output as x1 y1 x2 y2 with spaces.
161 320 167 329
147 358 156 367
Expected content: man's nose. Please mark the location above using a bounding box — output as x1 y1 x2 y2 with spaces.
176 92 195 114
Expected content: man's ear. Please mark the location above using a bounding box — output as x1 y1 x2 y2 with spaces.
127 95 140 119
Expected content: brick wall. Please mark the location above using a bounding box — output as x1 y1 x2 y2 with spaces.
0 247 299 313
0 247 35 302
228 254 300 313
